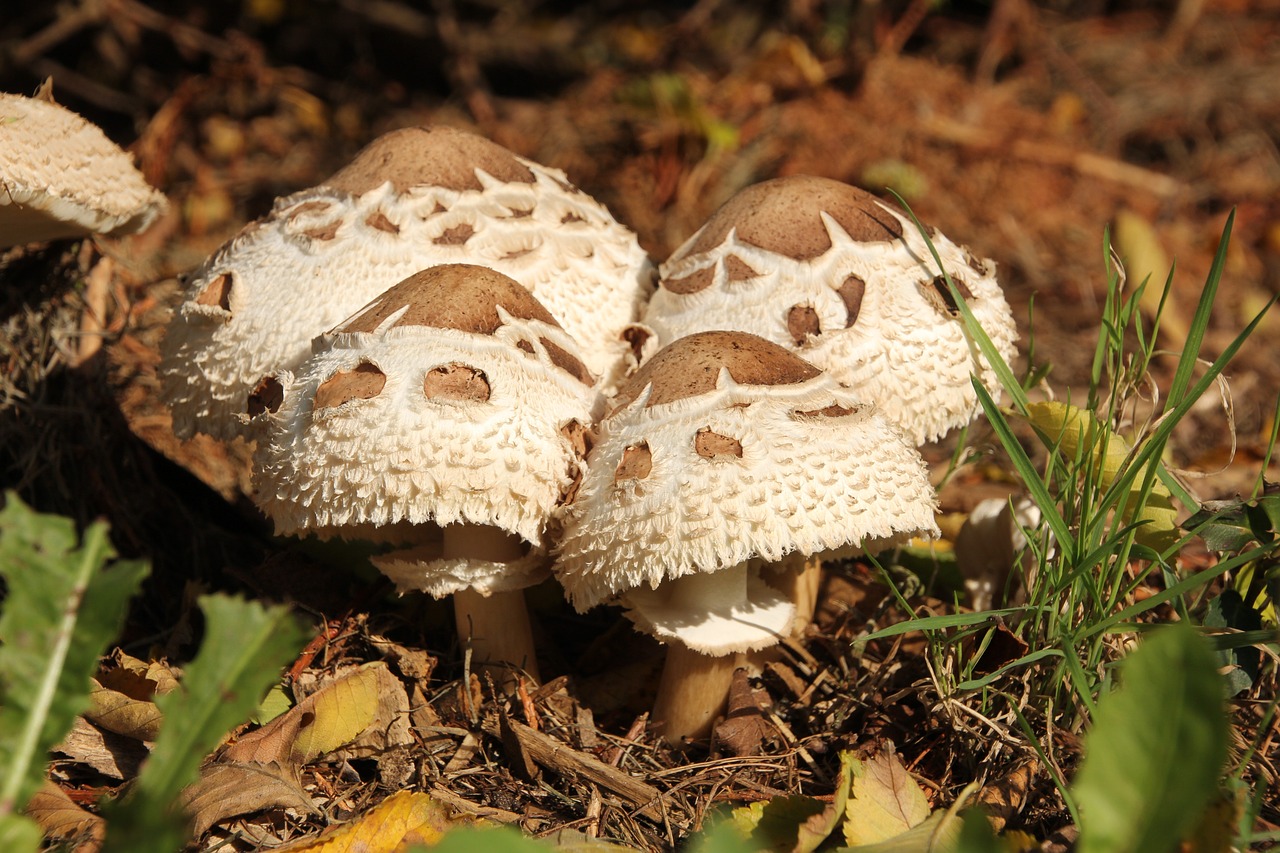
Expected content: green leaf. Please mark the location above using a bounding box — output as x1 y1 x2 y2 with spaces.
0 814 43 853
1073 623 1229 853
100 594 308 852
0 494 148 822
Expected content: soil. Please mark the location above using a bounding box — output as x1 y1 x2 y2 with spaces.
2 1 1279 849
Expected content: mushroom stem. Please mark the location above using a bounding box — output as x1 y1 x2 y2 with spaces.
443 523 541 688
651 643 741 742
770 555 823 636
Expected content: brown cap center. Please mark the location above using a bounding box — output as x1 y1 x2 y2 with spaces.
338 264 560 335
324 126 536 195
683 175 903 261
612 331 822 410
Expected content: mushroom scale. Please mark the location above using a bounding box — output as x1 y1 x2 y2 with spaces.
0 93 167 247
161 125 652 441
250 264 602 599
554 330 940 618
642 175 1017 445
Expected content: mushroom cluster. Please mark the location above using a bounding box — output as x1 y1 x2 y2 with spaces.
161 132 1018 742
159 125 653 442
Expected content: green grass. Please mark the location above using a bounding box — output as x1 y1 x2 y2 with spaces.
871 203 1280 848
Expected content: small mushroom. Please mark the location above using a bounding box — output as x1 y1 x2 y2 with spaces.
250 264 601 687
0 92 167 248
644 175 1017 445
161 125 652 441
643 175 1017 630
554 331 938 740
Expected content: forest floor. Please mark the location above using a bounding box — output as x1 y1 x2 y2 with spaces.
2 1 1279 850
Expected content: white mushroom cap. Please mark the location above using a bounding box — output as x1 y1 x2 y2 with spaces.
250 264 601 597
160 125 653 441
554 330 939 654
0 93 167 248
642 175 1018 444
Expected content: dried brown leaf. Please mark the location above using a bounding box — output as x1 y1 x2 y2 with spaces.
54 716 149 779
26 780 105 850
179 761 316 838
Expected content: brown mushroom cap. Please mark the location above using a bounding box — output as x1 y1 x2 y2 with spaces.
611 329 820 410
324 126 536 195
0 93 167 248
683 175 903 261
160 125 651 442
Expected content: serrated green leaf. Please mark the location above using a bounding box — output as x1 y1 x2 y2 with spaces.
1073 623 1229 853
0 494 147 822
100 594 308 852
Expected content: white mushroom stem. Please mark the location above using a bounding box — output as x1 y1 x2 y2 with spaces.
443 523 541 688
651 643 742 743
641 565 758 741
768 555 823 636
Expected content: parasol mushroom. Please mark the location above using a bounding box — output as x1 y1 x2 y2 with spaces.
248 263 601 688
554 331 938 740
0 92 167 249
160 125 652 442
642 175 1018 628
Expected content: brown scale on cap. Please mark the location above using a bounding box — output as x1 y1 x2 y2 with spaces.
837 275 865 327
324 126 536 196
195 273 234 312
614 443 653 482
920 275 975 318
787 305 821 345
792 403 858 419
434 223 474 245
365 211 399 233
339 264 561 336
315 362 387 410
612 331 821 411
661 266 714 294
724 255 760 281
680 175 904 262
423 363 490 401
694 428 743 459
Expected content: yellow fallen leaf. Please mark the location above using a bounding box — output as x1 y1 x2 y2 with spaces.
1114 208 1188 344
223 662 392 767
273 791 488 852
86 679 162 742
1024 401 1179 551
843 747 931 846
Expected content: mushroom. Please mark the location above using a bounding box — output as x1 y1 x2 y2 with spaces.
249 263 601 687
554 331 939 740
643 175 1017 444
641 175 1017 628
0 92 167 248
160 125 653 442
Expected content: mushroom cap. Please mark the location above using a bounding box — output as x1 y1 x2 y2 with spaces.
642 175 1018 444
250 264 601 596
553 330 940 614
0 94 167 248
160 125 653 441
